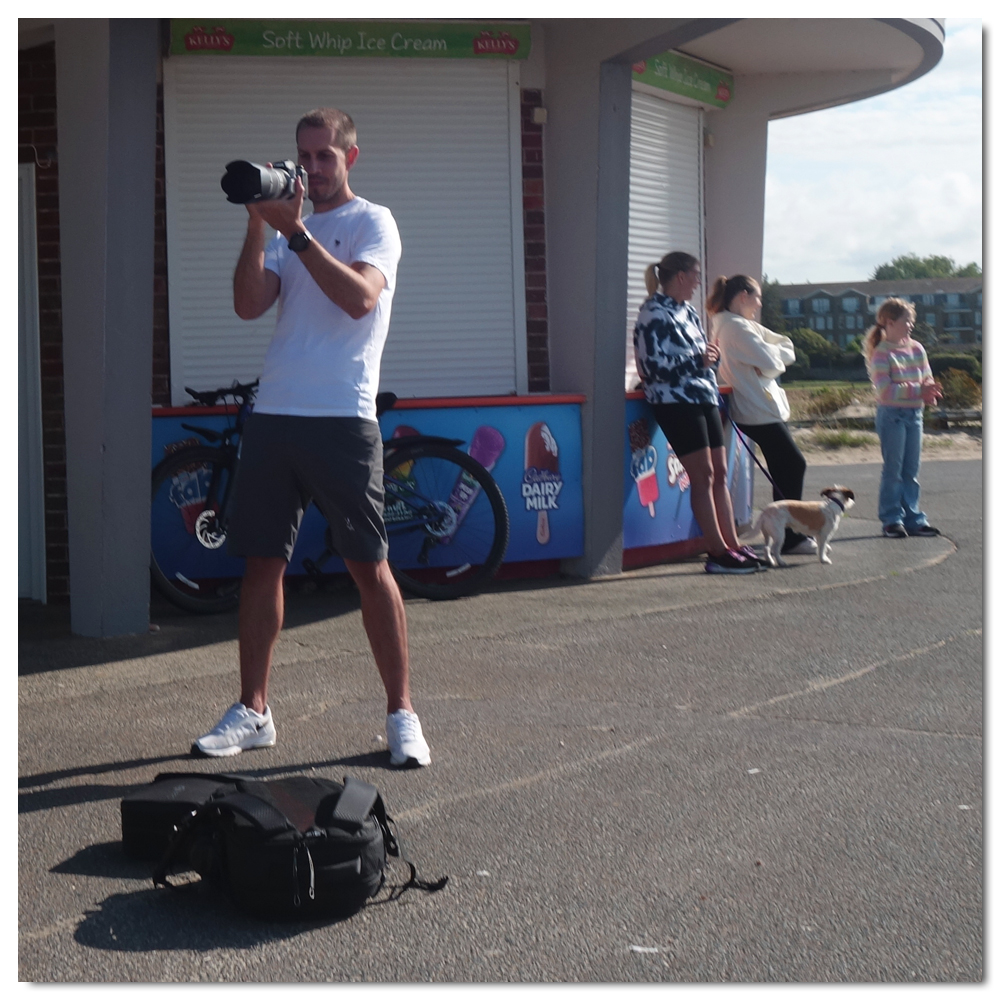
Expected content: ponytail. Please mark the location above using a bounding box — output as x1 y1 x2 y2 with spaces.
705 276 728 316
706 274 759 316
862 323 884 362
645 250 699 298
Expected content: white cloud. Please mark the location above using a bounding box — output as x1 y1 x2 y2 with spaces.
763 18 982 283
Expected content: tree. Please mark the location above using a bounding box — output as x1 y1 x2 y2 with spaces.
787 327 841 367
759 275 786 332
910 320 938 348
871 254 982 281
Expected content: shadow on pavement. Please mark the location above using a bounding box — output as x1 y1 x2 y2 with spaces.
19 752 398 815
70 869 423 952
51 842 153 880
73 884 334 952
18 579 360 676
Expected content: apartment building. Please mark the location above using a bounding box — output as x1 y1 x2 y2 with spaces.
775 277 982 348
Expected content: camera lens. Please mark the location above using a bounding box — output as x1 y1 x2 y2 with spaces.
221 160 297 204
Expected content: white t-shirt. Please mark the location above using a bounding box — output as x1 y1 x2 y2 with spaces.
255 197 402 419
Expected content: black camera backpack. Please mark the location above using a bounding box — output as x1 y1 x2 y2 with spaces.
128 772 446 920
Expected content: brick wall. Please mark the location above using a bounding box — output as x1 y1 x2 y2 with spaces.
521 88 550 392
20 42 68 602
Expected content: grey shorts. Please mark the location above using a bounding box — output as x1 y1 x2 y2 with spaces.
227 413 388 563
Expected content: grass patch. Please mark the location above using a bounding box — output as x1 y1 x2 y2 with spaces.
785 384 874 421
781 380 859 390
810 428 878 450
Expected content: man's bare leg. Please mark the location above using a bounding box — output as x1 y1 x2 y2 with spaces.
238 556 288 714
344 557 412 714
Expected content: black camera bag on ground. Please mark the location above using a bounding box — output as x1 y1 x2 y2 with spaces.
140 773 446 920
120 772 244 861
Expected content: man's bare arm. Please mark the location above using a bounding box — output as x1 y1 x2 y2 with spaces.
233 215 280 320
250 180 385 320
295 248 386 320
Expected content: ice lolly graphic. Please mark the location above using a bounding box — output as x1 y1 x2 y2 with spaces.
525 422 559 544
630 447 659 517
627 416 651 454
168 467 210 535
440 425 506 544
389 425 421 480
628 417 658 517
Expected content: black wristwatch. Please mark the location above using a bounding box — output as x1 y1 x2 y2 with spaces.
287 230 314 253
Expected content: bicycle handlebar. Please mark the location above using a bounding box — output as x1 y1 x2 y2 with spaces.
184 379 259 407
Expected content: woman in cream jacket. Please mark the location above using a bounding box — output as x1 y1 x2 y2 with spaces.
707 274 813 556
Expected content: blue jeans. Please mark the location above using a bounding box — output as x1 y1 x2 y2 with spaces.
876 405 929 530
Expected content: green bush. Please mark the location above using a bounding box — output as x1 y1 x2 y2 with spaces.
784 347 810 380
834 351 866 371
787 327 841 366
928 351 982 383
938 368 982 409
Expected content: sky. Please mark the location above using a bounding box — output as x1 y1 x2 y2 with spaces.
762 18 983 285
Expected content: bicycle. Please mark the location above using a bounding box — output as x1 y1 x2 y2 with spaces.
150 380 510 613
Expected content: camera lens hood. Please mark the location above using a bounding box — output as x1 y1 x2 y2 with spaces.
221 160 300 204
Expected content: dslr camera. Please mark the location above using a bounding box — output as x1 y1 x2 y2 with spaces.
221 160 307 204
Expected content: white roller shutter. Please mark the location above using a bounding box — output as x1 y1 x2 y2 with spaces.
163 56 525 404
625 92 704 389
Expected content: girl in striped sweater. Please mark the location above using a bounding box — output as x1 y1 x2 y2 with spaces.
863 297 943 538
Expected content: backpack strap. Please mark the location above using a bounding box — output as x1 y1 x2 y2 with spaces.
213 791 295 834
378 812 448 898
152 807 212 889
330 776 380 829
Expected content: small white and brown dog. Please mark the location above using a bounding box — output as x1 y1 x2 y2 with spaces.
745 486 855 567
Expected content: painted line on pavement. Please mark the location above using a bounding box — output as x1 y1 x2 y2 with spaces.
728 627 982 718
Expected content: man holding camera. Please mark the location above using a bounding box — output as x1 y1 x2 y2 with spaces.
192 107 431 767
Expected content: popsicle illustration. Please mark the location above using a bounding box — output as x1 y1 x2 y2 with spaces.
525 421 559 544
440 425 506 544
628 417 659 517
169 467 210 534
390 424 421 480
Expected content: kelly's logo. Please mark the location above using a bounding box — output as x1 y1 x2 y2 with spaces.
184 26 235 52
473 30 519 56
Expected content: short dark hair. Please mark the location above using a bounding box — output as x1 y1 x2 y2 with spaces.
296 108 357 152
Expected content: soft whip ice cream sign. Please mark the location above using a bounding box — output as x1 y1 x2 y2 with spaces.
171 20 530 59
632 50 733 108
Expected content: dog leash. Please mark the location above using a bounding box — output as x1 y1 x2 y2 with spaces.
719 396 786 501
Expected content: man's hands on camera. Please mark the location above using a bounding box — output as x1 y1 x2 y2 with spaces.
246 166 307 241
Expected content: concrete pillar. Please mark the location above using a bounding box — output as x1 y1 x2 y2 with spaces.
56 19 158 636
703 83 770 286
543 33 629 578
544 20 730 578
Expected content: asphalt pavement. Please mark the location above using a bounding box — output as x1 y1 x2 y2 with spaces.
18 459 983 983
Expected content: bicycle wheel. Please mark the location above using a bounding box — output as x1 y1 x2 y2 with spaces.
150 445 244 613
383 442 509 600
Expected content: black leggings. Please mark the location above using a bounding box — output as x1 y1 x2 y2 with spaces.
736 421 808 549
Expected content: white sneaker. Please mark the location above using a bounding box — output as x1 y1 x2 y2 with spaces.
192 702 276 757
386 709 431 768
782 537 818 556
